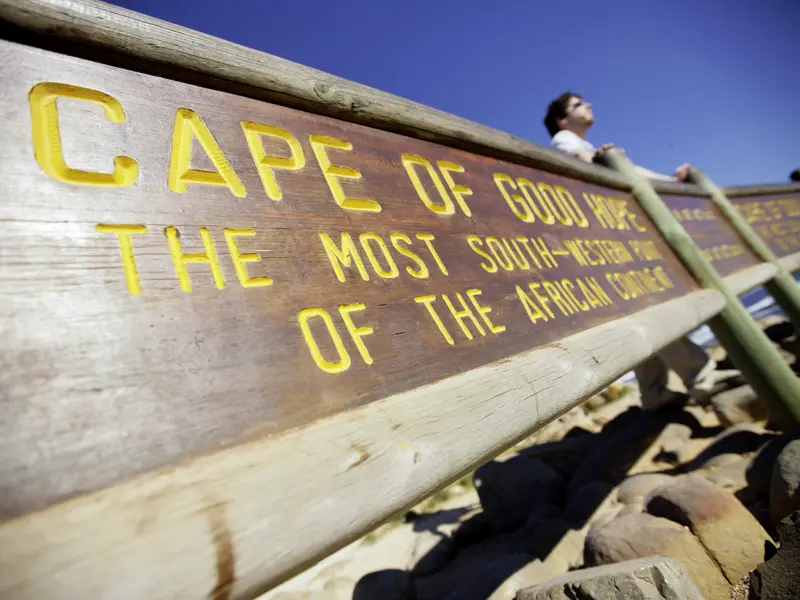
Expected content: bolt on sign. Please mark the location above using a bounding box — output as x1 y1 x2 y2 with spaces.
0 39 699 519
661 195 761 277
728 194 800 256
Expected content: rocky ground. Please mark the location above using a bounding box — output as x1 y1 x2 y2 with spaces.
262 318 800 600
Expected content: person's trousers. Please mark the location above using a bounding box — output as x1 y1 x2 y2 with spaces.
634 337 714 410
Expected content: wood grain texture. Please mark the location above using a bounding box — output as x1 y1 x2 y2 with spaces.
728 192 800 257
778 251 800 274
0 0 632 191
0 40 699 519
0 289 725 600
660 194 762 277
650 181 709 197
722 183 800 198
723 263 777 296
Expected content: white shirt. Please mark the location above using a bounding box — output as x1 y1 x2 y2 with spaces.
551 130 595 157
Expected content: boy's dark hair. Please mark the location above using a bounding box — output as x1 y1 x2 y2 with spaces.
544 92 580 138
790 168 800 182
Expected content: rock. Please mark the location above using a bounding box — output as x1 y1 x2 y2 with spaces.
443 554 550 600
617 474 674 505
473 457 565 532
568 410 669 494
584 513 730 600
678 423 773 473
353 569 417 600
749 512 800 600
507 517 572 559
645 474 771 585
452 512 493 548
654 423 693 465
701 454 750 497
564 481 614 523
710 386 768 427
771 439 800 525
515 556 704 600
519 435 598 479
409 531 457 576
747 435 797 500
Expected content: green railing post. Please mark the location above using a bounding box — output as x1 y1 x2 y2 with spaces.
687 168 800 329
598 149 800 426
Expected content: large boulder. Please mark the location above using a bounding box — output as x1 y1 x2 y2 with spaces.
473 457 564 532
443 554 550 600
645 475 771 585
771 439 800 525
747 434 797 500
408 531 457 576
710 386 768 427
584 512 730 600
749 512 800 600
616 474 674 505
516 556 704 600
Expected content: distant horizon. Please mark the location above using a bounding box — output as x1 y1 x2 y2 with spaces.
109 0 800 186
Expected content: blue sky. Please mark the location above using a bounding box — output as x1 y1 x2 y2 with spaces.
110 0 799 185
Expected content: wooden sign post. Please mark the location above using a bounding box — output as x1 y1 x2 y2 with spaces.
601 150 800 423
0 1 795 599
698 176 800 327
0 35 724 600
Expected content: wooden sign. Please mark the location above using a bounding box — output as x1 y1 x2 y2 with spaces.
0 39 699 520
729 193 800 257
661 194 761 277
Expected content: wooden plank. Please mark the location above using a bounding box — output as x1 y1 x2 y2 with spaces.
778 251 800 274
650 180 708 197
0 40 700 520
722 183 800 198
0 0 631 191
727 192 800 257
0 289 725 600
723 263 777 296
660 194 762 277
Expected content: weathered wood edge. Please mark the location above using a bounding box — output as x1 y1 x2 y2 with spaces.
722 183 800 197
0 0 632 191
0 289 724 600
778 251 800 274
722 263 778 296
650 180 709 197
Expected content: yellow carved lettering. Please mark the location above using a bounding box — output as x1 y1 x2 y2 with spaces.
298 307 351 373
339 303 374 366
96 224 147 295
516 284 549 323
319 232 370 282
359 233 399 279
466 289 506 334
466 235 498 273
390 233 429 278
415 295 454 345
241 121 305 201
168 108 246 197
402 154 456 215
223 228 273 288
165 226 225 292
29 82 138 187
416 233 448 275
437 160 473 216
494 173 533 222
442 292 485 340
310 135 380 212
